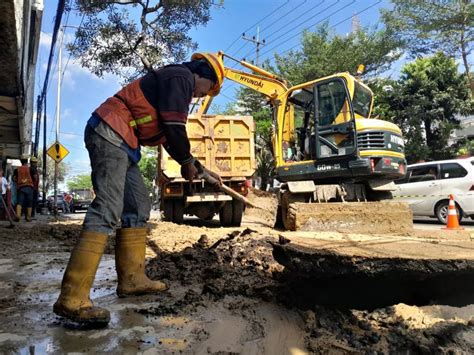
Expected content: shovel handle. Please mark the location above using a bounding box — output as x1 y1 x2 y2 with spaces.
199 170 260 209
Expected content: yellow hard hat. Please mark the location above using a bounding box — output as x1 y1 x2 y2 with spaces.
191 52 224 96
30 156 38 163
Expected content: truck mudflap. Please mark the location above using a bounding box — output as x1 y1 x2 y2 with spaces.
284 201 413 233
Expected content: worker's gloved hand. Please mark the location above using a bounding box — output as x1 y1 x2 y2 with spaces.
181 162 199 182
193 160 222 187
204 168 223 187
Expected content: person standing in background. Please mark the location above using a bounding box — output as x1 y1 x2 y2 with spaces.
13 157 35 222
30 157 40 217
0 168 8 201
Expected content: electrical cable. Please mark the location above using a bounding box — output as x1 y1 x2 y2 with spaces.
224 0 291 53
258 0 355 62
242 0 325 62
277 0 383 57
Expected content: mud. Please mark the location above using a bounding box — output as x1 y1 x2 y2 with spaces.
0 214 473 353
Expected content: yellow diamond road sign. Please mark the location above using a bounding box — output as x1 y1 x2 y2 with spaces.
47 141 69 163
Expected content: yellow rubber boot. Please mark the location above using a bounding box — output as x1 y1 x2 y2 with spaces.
16 205 22 221
115 227 168 297
26 208 32 222
53 231 110 325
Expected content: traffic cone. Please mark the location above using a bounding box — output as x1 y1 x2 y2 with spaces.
442 195 464 230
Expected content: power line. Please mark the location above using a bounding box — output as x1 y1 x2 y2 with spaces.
259 0 307 35
277 0 383 57
243 0 326 61
224 0 291 53
33 0 67 156
258 0 356 62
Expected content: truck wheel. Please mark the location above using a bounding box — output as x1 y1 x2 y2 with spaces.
173 199 184 224
366 190 393 201
231 199 244 227
219 202 233 227
162 200 174 222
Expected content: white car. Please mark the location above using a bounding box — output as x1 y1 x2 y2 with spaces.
393 157 474 224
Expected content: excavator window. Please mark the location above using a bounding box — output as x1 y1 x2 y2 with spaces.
353 82 372 118
316 81 348 126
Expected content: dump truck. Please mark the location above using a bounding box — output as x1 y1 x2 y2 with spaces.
198 52 411 231
158 114 255 226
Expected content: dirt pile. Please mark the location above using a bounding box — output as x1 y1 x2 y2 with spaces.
303 304 474 353
243 187 278 227
146 228 283 303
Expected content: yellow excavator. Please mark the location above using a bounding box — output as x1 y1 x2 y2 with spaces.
197 52 410 231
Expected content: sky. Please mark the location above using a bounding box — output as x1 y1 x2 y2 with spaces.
37 0 393 182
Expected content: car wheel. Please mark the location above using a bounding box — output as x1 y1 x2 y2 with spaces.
435 201 462 225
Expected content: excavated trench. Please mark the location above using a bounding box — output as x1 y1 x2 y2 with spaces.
274 251 474 310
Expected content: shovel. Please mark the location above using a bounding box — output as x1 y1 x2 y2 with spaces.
199 169 264 210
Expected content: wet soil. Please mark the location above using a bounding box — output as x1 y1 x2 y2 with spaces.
0 209 473 353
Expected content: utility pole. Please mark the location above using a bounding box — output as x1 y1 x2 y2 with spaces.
53 28 63 217
242 26 266 66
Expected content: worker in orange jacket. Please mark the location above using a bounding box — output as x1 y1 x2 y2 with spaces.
13 157 37 221
54 53 224 326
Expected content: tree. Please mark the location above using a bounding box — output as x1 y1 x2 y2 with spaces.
67 174 92 190
273 23 403 85
381 0 474 94
37 153 68 195
372 53 473 163
138 147 157 199
68 0 219 81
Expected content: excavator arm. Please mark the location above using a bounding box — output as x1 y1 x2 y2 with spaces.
196 52 288 115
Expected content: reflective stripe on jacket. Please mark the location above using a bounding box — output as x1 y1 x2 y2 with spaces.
94 79 167 149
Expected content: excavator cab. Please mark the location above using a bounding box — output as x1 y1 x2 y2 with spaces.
283 76 358 167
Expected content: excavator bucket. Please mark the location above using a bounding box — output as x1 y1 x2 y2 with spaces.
283 201 413 234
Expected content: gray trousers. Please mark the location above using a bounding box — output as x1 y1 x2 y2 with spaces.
83 125 150 234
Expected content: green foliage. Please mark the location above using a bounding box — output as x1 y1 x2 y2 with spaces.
272 23 403 85
68 0 219 81
37 152 68 194
138 147 157 198
455 138 474 157
373 53 473 163
235 87 273 151
67 174 92 190
381 0 473 92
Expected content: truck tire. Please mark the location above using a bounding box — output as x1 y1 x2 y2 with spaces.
366 190 393 201
231 199 244 227
162 200 174 222
219 201 233 227
173 199 184 224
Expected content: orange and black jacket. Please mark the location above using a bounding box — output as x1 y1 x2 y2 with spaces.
13 166 35 189
92 64 194 165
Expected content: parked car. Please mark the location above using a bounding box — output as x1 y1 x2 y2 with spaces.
393 157 474 224
47 194 65 212
71 189 93 213
71 198 91 213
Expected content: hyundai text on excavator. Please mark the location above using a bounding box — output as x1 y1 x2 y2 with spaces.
195 52 412 231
